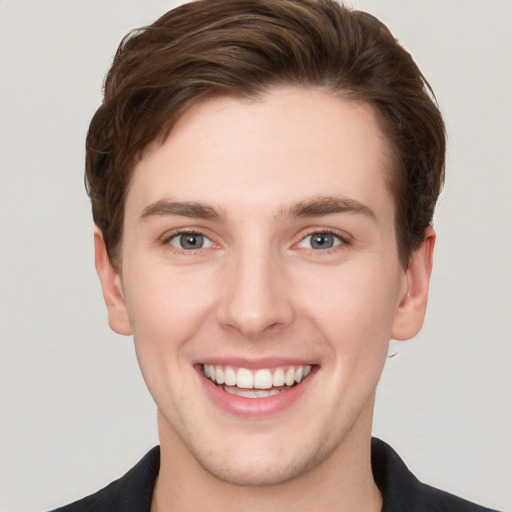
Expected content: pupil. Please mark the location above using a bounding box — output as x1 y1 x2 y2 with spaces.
180 234 203 249
312 233 333 249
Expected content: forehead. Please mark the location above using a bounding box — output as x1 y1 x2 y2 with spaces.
127 87 394 220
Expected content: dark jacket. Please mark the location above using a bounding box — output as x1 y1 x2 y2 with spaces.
51 438 500 511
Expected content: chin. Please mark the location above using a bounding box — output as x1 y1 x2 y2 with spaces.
196 452 314 487
187 429 339 488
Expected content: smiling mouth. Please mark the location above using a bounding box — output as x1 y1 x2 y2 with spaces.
202 364 313 398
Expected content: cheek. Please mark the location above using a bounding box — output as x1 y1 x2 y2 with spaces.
123 264 219 410
122 263 217 359
299 262 402 353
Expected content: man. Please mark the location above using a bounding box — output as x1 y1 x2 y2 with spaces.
53 0 500 510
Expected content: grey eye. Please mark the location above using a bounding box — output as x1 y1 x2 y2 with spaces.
181 234 203 249
310 233 335 249
298 232 342 250
169 233 212 250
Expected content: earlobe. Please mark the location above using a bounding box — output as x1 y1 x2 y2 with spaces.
94 229 132 336
391 227 436 341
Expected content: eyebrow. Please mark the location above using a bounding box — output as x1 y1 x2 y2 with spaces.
285 196 376 220
139 196 376 223
140 199 225 222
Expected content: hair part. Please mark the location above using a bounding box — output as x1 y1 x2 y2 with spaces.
85 0 445 268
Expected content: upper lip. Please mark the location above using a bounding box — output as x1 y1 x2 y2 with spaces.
194 357 318 369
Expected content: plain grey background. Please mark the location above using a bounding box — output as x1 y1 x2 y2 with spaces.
1 1 511 511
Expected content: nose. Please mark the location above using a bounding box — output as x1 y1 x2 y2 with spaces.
215 247 295 339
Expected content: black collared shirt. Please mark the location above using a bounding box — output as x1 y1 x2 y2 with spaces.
51 438 500 511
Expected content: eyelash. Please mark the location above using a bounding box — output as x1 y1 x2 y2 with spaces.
296 229 350 252
161 228 350 254
162 229 215 254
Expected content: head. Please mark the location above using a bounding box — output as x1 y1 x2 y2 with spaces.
88 0 445 493
86 0 445 270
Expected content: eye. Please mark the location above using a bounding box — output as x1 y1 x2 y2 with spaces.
298 231 343 250
168 232 213 250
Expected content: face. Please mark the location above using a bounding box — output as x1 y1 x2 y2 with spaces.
97 87 432 486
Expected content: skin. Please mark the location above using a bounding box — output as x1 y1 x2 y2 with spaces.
95 87 435 512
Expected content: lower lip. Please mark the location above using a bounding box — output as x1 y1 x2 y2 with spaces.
199 369 315 418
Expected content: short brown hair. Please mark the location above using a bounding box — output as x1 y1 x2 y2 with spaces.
85 0 445 267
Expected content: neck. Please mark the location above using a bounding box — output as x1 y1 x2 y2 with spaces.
152 404 381 512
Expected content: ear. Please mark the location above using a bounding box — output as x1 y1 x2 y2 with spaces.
391 226 436 341
94 229 132 336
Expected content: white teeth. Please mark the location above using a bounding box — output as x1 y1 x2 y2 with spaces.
285 367 295 386
236 368 254 389
224 367 237 386
254 369 273 389
272 368 285 387
224 387 284 398
215 367 225 385
203 364 313 391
